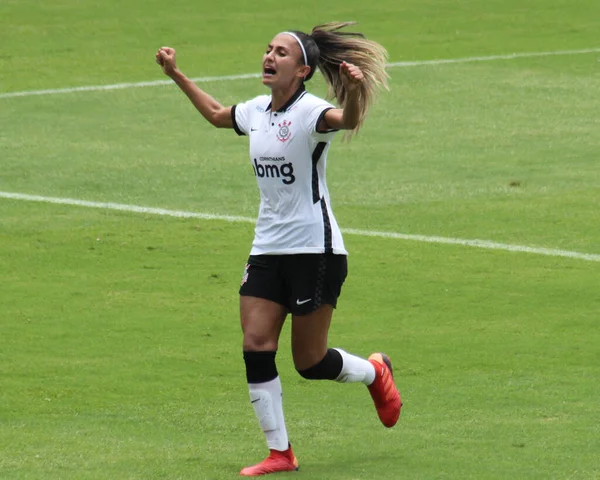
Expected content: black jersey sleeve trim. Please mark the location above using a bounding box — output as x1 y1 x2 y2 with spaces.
315 107 340 134
231 105 246 136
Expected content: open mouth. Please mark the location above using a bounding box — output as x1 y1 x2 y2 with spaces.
263 66 277 76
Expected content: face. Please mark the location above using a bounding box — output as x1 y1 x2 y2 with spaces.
262 34 310 88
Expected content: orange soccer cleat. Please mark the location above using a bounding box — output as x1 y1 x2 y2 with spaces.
367 353 402 428
240 446 299 477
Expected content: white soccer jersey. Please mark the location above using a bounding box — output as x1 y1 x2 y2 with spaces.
232 86 348 256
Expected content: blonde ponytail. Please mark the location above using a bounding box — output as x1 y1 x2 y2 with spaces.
310 22 389 136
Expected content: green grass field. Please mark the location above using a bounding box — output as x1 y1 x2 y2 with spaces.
1 1 599 479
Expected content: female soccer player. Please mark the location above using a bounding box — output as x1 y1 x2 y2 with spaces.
156 22 402 476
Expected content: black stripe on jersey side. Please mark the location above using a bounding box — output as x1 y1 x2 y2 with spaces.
231 105 245 136
311 142 327 204
319 198 333 254
315 107 340 133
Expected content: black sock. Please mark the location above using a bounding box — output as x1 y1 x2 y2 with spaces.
297 348 343 380
243 350 278 384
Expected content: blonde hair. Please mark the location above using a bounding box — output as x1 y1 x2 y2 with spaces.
292 22 389 137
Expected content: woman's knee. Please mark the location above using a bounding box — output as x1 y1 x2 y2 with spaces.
240 296 287 351
243 330 279 352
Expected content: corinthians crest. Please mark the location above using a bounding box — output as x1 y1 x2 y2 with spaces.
276 120 292 142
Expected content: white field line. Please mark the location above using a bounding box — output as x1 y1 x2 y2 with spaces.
1 47 599 100
2 191 599 263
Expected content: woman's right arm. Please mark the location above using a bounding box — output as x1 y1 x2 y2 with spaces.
156 47 233 129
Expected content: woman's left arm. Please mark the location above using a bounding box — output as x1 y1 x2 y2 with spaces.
318 61 363 131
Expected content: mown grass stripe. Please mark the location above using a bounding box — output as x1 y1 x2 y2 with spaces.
2 191 598 262
1 47 599 100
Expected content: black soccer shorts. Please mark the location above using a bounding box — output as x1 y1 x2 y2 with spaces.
239 253 348 315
